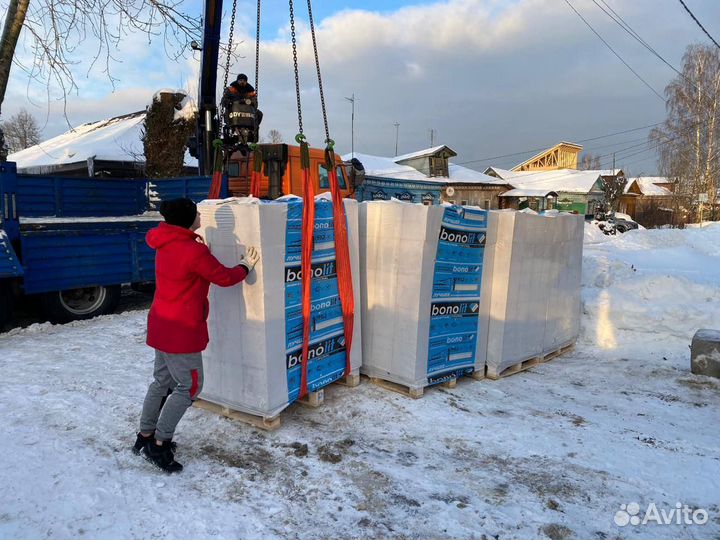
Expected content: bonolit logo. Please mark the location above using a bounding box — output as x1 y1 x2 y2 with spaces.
614 502 709 527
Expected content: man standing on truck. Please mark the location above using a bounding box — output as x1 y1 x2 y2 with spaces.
222 73 264 127
133 198 260 473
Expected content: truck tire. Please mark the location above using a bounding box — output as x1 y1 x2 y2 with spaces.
40 285 122 324
0 280 14 328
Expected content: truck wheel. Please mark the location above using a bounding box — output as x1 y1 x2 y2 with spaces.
40 285 122 323
0 280 14 328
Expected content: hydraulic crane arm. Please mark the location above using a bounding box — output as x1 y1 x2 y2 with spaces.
197 0 224 176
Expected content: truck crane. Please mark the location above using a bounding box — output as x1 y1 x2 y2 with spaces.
192 0 363 200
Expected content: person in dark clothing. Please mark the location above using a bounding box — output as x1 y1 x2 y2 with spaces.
222 73 263 128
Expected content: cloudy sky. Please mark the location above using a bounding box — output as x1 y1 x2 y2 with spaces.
3 0 719 174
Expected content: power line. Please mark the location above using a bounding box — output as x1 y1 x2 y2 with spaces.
677 0 720 50
563 0 666 101
456 122 665 167
591 0 689 84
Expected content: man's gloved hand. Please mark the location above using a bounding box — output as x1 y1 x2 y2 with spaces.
239 246 260 273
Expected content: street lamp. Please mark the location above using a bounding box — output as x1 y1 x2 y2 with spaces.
345 93 356 157
393 122 400 156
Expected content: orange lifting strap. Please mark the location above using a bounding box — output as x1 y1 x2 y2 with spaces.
249 145 263 198
298 141 314 398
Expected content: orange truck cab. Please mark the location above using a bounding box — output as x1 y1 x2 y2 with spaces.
226 144 354 199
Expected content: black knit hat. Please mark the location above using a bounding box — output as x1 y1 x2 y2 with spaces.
237 73 248 81
159 198 197 229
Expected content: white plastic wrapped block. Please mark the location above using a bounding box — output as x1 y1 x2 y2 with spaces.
359 201 488 390
479 211 583 376
196 196 361 418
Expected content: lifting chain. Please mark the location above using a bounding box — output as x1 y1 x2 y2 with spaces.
306 0 330 143
255 0 261 97
220 0 239 132
289 0 304 135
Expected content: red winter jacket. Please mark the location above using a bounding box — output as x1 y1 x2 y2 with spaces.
146 222 248 353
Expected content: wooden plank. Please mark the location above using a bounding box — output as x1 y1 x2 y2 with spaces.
542 342 575 363
334 372 361 388
485 356 541 380
298 389 324 408
193 398 281 431
441 378 458 389
469 369 486 381
368 377 424 399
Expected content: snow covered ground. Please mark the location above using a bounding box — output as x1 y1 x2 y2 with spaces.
1 225 719 540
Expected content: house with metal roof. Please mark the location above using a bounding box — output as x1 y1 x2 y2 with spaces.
619 176 676 224
8 96 197 178
485 166 623 215
345 146 509 208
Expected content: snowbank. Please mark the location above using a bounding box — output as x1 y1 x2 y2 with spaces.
582 224 720 354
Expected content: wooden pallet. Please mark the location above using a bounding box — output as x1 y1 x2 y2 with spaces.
541 341 576 363
486 341 577 380
193 398 281 431
334 372 361 388
486 356 541 380
365 371 482 399
297 388 325 408
367 376 425 399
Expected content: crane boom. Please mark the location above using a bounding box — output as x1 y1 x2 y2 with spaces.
197 0 224 176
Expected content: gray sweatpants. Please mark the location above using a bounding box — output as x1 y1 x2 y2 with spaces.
139 349 204 441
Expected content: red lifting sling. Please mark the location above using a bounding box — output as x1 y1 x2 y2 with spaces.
298 141 314 398
325 148 355 377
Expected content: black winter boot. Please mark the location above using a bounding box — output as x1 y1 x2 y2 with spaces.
142 440 183 473
132 432 177 455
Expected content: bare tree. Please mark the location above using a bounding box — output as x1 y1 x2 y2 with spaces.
1 107 40 152
650 44 720 222
268 129 283 144
602 175 628 213
579 153 601 170
0 0 204 118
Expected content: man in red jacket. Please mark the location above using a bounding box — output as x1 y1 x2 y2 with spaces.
134 198 260 473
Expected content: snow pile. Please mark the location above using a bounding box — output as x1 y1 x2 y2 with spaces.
584 221 610 244
174 95 198 122
581 224 720 354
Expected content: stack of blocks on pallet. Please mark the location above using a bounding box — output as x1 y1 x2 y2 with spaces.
359 201 488 396
195 195 362 425
479 210 584 379
359 201 584 391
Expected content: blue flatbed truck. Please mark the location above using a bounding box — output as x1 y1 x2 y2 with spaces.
0 161 223 326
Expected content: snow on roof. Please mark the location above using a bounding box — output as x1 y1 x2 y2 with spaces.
625 177 673 196
9 110 198 171
485 167 615 194
500 188 559 198
393 145 454 162
343 152 507 185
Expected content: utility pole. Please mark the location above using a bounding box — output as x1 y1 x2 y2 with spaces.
345 93 355 157
393 122 400 156
429 128 435 147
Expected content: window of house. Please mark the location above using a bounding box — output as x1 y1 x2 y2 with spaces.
429 156 448 177
227 162 240 177
484 200 490 210
319 164 347 189
461 200 468 206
